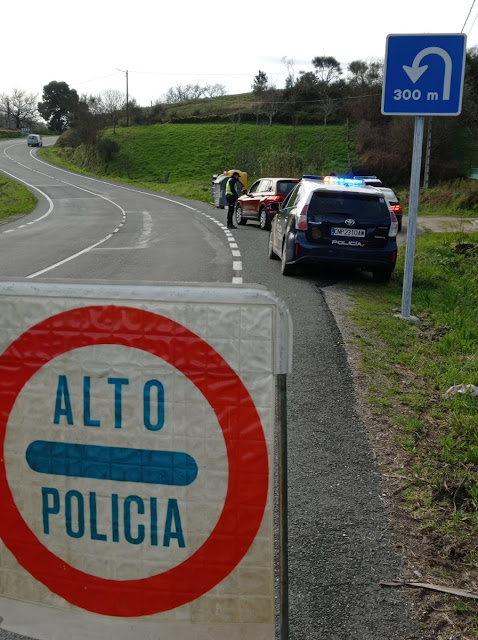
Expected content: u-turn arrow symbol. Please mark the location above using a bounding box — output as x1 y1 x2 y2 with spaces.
402 47 452 100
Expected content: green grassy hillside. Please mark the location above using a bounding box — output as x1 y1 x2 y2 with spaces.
41 123 358 203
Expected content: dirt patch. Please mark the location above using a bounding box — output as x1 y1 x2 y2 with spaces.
398 215 478 246
453 242 478 257
322 256 478 639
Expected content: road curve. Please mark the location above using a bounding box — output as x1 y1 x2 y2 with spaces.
0 139 239 283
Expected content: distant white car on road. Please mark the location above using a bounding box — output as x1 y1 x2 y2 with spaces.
27 134 42 147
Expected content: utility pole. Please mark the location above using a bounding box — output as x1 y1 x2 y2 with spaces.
116 69 129 127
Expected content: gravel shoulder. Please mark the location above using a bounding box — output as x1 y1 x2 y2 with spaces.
322 216 478 640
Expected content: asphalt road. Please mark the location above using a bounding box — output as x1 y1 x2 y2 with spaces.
0 139 420 639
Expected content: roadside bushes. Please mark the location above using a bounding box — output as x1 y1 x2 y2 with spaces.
96 138 120 163
56 129 83 148
257 146 306 177
417 179 478 214
54 130 120 173
0 129 23 140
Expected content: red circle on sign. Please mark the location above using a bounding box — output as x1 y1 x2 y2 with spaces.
0 306 269 617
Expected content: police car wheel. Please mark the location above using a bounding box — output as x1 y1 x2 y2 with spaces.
268 231 279 260
281 242 296 276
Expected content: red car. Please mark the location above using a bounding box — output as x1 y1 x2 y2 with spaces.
235 177 300 230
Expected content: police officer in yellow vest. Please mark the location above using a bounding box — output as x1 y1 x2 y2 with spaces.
225 172 242 229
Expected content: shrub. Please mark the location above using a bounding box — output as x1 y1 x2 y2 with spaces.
56 129 83 149
0 129 23 140
96 138 120 163
258 146 305 177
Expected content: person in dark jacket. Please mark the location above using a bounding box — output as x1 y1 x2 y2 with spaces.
225 172 242 229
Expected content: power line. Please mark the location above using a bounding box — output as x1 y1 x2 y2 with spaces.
130 70 288 77
467 10 478 37
462 0 476 31
72 73 118 86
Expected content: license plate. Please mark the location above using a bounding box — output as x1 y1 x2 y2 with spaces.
331 227 366 237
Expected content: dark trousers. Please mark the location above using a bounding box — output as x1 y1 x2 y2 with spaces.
226 195 237 227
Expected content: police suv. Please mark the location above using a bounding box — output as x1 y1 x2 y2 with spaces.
268 175 398 282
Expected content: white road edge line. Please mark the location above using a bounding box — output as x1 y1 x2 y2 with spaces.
0 167 54 227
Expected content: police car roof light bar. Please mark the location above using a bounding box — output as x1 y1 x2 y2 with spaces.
323 176 364 187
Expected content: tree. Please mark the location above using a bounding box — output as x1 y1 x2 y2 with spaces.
38 81 79 133
252 70 268 94
347 60 369 87
281 57 296 89
260 85 282 126
69 98 103 146
203 83 226 99
348 59 383 88
312 56 342 85
101 89 125 133
294 71 319 97
161 82 225 105
0 89 38 129
318 95 335 126
462 46 478 126
0 94 12 128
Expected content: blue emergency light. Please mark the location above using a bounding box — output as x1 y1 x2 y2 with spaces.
323 176 364 186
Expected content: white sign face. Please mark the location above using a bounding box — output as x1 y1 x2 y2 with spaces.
0 282 291 640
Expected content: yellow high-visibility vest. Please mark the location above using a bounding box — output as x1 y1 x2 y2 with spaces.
225 178 235 196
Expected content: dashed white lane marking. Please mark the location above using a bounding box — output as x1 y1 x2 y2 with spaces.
4 144 243 284
184 210 242 281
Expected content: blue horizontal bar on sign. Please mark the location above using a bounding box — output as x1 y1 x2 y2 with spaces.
26 440 198 486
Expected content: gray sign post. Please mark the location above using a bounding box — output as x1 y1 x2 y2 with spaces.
382 33 467 319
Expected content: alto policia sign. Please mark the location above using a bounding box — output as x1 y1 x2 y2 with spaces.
0 281 291 640
381 34 466 319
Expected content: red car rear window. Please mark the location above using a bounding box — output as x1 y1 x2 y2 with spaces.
276 181 299 195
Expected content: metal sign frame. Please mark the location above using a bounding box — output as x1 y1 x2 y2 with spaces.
0 280 292 640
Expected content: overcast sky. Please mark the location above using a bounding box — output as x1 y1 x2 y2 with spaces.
2 0 478 106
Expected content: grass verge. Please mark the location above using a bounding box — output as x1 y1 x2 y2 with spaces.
349 231 478 634
0 175 36 221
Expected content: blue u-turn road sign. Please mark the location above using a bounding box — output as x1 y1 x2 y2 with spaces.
382 33 467 116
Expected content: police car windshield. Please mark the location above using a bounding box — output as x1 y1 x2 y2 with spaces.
308 192 389 221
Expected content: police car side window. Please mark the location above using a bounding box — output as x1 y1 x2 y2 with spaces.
282 185 299 209
287 185 303 209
